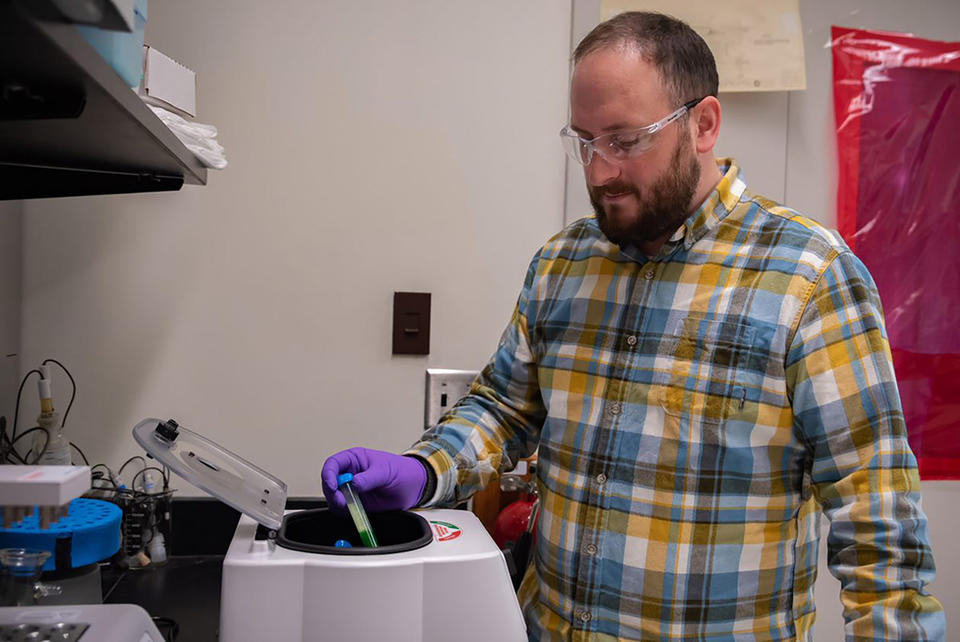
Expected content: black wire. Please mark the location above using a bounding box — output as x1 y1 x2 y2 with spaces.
151 616 179 642
0 416 23 465
91 463 112 477
42 359 76 428
18 427 49 464
92 476 119 491
3 441 27 464
118 455 147 479
11 427 46 447
70 441 90 466
90 463 115 485
133 466 169 491
12 426 49 464
12 368 43 442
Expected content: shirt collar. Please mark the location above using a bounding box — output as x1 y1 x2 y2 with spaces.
609 158 746 263
681 158 746 250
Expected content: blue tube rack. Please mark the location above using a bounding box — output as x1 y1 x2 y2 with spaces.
0 498 122 571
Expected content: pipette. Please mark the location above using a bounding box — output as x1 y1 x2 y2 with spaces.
336 473 379 547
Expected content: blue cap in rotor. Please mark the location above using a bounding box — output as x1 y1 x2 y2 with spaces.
337 472 354 487
334 539 352 548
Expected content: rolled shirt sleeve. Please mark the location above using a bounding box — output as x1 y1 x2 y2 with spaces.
405 253 546 507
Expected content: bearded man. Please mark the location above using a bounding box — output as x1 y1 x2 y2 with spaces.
323 11 944 641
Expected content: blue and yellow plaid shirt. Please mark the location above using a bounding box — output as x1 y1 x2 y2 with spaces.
406 159 944 641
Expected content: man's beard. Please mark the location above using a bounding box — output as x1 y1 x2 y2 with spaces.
589 130 700 248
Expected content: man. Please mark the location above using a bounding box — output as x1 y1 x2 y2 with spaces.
322 12 944 641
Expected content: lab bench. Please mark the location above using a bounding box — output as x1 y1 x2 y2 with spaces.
98 497 325 641
101 556 223 642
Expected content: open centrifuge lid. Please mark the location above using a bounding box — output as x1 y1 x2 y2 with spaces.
133 417 288 531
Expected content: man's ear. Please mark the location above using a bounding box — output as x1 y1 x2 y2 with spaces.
690 96 721 154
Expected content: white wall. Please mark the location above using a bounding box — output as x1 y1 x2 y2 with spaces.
20 0 570 491
18 0 959 637
0 201 21 423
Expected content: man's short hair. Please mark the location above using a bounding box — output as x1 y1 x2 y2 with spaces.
573 11 719 107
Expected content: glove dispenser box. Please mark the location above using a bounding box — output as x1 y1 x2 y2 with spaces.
131 419 526 642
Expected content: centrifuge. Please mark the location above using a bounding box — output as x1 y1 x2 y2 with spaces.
133 418 526 642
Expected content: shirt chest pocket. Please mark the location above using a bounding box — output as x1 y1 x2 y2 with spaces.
654 316 759 423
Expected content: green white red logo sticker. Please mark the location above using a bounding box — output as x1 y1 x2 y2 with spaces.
430 520 462 542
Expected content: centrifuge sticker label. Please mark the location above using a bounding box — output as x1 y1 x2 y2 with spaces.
430 520 462 542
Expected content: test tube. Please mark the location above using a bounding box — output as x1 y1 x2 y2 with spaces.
336 473 379 548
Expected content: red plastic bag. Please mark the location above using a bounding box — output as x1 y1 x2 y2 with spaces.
832 26 960 479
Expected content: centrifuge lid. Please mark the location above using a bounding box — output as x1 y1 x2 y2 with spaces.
133 417 287 531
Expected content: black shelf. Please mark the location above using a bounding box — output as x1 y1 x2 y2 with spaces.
0 0 207 200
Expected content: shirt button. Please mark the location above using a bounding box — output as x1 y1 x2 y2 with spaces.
608 403 621 415
584 543 598 556
577 609 592 623
595 473 607 485
643 269 655 280
625 335 637 347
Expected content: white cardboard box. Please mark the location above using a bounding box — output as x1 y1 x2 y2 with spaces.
139 45 196 118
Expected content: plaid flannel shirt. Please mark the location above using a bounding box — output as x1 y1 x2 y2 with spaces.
406 159 944 641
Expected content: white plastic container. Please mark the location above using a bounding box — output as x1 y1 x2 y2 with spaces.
132 418 526 642
34 412 71 466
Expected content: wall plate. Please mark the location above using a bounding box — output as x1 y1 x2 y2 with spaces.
424 369 479 428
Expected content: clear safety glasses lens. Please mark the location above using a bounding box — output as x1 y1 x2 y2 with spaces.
559 97 704 167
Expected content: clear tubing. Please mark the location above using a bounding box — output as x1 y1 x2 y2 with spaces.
339 480 379 548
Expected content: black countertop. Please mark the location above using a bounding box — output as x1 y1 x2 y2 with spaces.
98 497 327 641
102 556 223 641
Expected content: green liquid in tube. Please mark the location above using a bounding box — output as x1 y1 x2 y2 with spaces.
338 475 379 548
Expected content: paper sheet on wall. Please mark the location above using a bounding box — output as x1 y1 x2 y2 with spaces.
600 0 806 92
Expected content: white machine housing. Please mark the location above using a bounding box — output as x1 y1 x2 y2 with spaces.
131 419 526 642
0 604 164 641
0 466 90 506
221 509 526 642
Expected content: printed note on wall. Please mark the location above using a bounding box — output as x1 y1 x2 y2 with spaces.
600 0 806 92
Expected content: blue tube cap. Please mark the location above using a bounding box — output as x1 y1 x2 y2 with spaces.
334 539 353 548
337 473 354 487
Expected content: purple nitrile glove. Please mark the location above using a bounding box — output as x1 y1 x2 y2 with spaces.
321 447 427 513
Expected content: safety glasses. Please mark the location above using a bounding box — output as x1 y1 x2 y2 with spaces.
560 97 704 166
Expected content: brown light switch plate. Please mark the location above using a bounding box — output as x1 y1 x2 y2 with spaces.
393 292 431 355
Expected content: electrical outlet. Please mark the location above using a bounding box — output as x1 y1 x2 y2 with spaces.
425 368 480 428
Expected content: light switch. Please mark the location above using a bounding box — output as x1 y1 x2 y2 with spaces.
393 292 430 355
